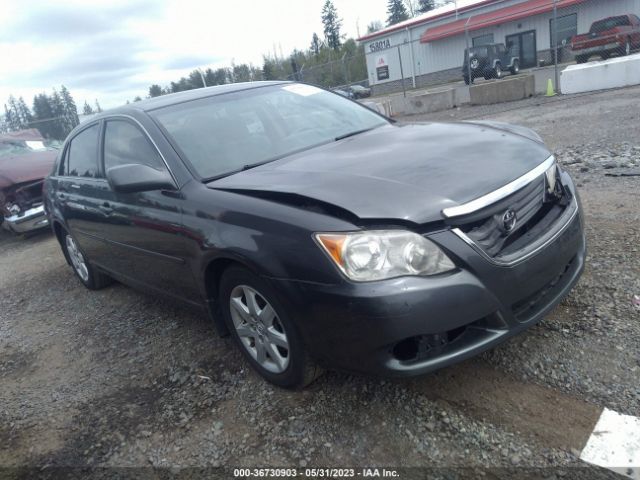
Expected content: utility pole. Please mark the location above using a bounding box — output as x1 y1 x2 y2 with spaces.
198 68 207 88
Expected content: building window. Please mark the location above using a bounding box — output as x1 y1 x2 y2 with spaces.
550 13 577 47
472 33 494 46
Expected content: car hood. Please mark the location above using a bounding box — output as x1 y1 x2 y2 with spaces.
0 150 56 190
208 122 551 225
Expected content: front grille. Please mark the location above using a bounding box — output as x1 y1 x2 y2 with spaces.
453 173 570 260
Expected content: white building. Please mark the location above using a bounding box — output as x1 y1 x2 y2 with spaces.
358 0 640 94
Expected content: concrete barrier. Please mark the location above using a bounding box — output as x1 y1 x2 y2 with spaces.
368 88 458 116
561 53 640 94
469 75 535 105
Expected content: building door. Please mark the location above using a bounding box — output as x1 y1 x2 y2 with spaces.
506 30 537 69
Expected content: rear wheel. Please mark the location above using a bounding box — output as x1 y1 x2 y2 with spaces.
220 266 323 389
62 232 112 290
510 60 520 75
493 63 503 79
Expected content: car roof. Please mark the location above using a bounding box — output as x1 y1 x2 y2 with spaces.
93 81 290 118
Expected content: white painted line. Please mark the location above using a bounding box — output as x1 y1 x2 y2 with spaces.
581 408 640 479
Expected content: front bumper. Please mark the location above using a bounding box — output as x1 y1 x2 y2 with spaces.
268 175 585 377
2 205 49 233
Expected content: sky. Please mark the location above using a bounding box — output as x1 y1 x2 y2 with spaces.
0 0 388 110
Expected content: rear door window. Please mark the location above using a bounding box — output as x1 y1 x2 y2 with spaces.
104 120 166 172
66 124 100 178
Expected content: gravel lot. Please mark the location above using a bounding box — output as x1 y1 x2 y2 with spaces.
1 85 639 478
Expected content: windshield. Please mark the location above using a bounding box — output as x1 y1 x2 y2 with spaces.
150 83 387 180
591 16 630 33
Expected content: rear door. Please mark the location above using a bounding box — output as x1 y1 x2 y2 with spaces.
57 122 111 261
96 118 200 303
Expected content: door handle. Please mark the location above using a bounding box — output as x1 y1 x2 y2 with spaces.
70 184 81 189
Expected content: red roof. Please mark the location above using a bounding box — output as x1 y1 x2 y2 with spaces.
357 0 500 42
420 0 584 43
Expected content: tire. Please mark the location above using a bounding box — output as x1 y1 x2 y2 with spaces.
493 63 503 79
575 55 588 64
219 265 323 389
510 60 520 75
62 231 112 290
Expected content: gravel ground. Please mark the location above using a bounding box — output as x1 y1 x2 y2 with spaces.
1 85 639 478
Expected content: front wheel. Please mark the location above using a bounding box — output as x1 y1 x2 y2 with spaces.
220 266 323 389
62 232 112 290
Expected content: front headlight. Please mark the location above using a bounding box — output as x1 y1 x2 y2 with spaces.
315 230 455 282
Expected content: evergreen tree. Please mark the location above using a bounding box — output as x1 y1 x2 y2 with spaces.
6 96 23 130
133 96 142 102
4 104 19 131
16 97 33 128
321 0 342 51
148 84 163 98
60 85 79 136
310 33 322 55
387 0 410 25
82 101 94 115
262 59 276 80
94 100 102 113
417 0 436 13
33 94 54 138
49 89 66 140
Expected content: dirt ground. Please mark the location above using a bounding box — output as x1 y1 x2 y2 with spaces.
1 85 639 478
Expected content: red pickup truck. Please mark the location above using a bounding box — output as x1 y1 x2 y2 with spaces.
571 14 640 63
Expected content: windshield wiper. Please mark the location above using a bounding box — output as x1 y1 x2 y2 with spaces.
335 127 377 141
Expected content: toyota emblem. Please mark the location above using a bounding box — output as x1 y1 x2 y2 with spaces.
502 209 517 233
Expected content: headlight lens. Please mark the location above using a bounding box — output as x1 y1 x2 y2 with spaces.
315 230 455 282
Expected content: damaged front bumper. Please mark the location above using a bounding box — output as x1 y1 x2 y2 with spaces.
3 204 49 233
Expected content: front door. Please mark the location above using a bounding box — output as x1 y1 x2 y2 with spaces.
95 118 201 304
506 30 537 69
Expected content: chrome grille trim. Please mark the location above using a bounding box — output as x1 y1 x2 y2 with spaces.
442 155 556 219
452 197 579 267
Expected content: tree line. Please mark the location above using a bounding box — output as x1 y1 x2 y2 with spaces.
140 0 454 101
1 86 101 141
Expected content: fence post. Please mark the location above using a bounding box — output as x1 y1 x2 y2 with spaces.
553 0 559 93
465 17 472 85
398 46 406 98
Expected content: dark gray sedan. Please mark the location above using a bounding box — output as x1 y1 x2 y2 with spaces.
44 82 585 388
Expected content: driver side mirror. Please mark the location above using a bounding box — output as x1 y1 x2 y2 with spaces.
107 164 176 193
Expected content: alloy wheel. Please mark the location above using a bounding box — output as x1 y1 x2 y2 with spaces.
229 285 290 374
65 235 89 282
